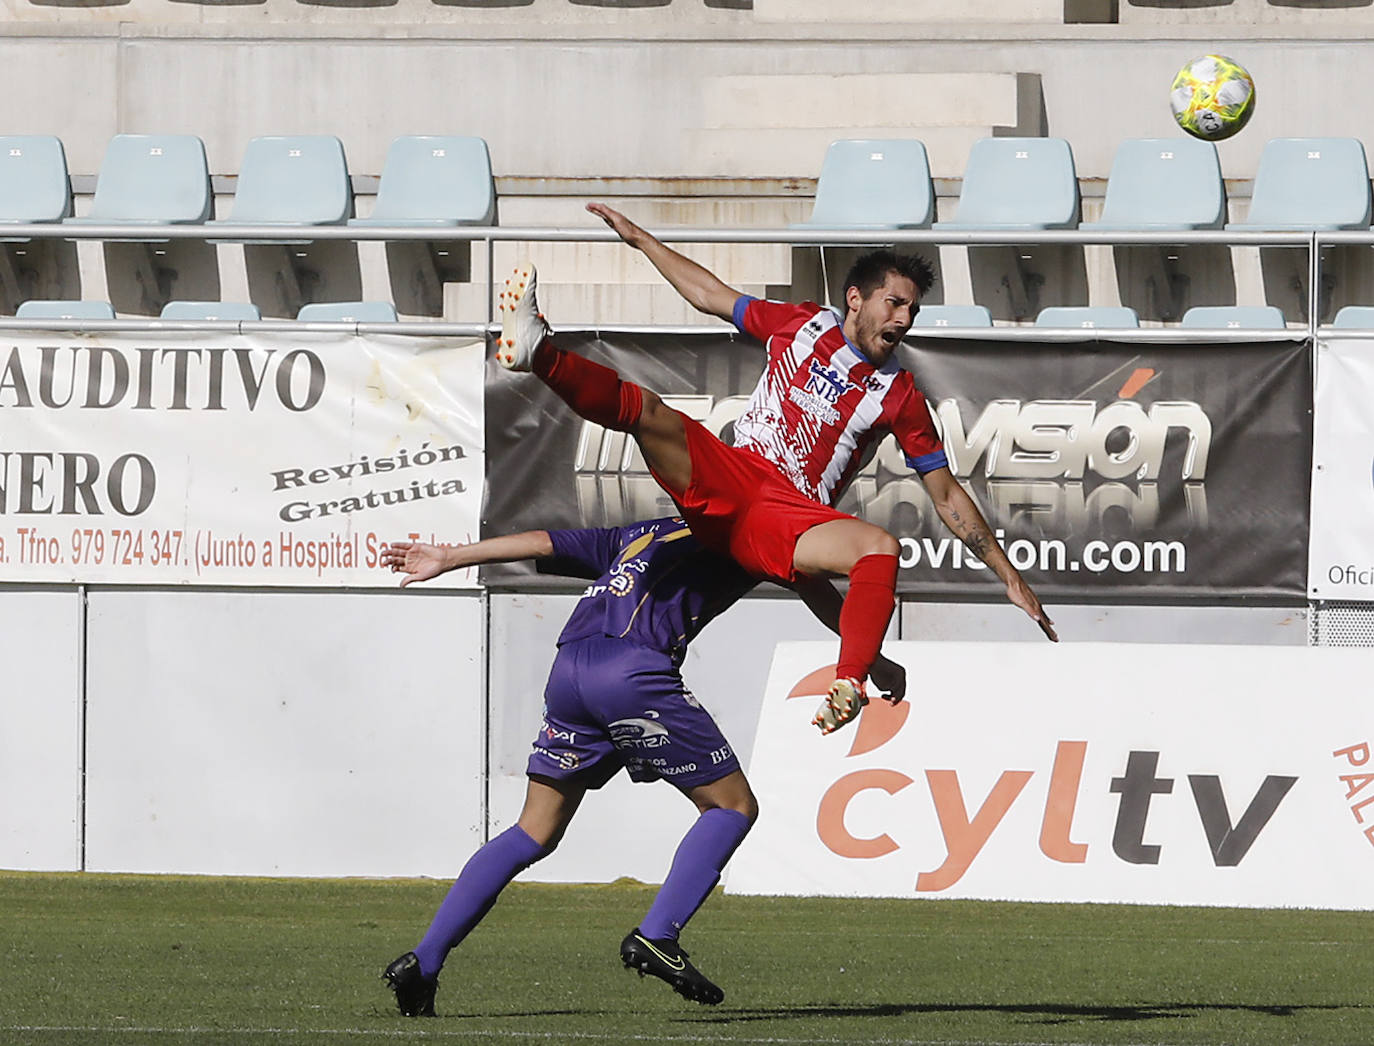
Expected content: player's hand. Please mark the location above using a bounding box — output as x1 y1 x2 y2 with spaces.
587 202 648 249
380 540 452 588
868 656 907 705
1007 577 1058 642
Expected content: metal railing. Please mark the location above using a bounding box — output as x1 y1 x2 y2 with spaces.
0 222 1361 339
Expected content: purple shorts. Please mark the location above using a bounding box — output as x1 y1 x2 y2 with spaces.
527 636 741 790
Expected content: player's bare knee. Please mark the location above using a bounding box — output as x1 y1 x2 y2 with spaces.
855 527 900 563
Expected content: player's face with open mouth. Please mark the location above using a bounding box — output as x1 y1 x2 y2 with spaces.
851 272 918 364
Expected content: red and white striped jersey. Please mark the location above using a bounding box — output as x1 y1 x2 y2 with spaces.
730 296 948 506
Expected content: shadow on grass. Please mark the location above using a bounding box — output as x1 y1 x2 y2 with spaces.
687 1001 1363 1026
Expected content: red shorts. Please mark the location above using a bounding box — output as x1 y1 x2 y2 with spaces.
651 413 851 583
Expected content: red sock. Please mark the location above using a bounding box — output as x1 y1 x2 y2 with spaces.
533 343 643 431
835 553 899 684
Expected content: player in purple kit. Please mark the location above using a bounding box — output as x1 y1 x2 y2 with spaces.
379 517 903 1015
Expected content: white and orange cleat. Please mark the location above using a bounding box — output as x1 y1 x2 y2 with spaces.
494 261 551 371
812 677 868 735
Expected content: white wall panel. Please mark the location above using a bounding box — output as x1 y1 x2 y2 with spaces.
902 601 1307 646
84 589 483 877
0 588 82 871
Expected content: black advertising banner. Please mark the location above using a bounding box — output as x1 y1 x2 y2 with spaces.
484 332 1311 601
902 338 1310 601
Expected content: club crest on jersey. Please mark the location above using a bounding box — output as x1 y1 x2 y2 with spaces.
789 360 856 425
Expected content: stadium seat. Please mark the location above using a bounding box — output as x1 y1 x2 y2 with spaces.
295 301 398 322
210 135 353 230
0 135 71 227
64 134 212 226
912 304 994 327
349 136 497 228
1226 137 1372 231
1179 305 1287 329
1034 306 1139 328
160 301 262 321
791 139 935 230
1081 137 1225 231
1330 305 1374 328
16 299 116 319
933 137 1080 230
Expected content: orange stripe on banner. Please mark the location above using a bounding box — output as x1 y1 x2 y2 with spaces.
1118 368 1156 399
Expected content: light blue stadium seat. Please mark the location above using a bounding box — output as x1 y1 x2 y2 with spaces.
64 134 212 226
790 139 935 230
16 299 116 320
1330 305 1374 328
1179 305 1287 329
1226 137 1372 231
160 301 262 321
934 137 1080 230
912 304 994 328
296 301 398 322
1034 306 1139 328
0 135 71 226
349 136 496 228
211 135 352 229
1081 137 1225 231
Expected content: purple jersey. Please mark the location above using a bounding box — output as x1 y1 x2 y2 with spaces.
541 517 757 661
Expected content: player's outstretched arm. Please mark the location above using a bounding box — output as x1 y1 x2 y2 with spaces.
920 468 1059 642
586 202 741 322
381 531 555 588
791 575 908 704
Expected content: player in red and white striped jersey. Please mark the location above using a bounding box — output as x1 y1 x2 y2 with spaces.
495 204 1056 734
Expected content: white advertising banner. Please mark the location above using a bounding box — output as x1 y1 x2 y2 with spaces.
0 332 483 586
730 641 1374 909
1311 337 1374 600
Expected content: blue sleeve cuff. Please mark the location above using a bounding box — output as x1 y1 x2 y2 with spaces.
906 449 950 475
732 294 755 333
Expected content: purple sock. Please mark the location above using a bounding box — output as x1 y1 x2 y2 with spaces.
412 824 547 978
639 808 752 941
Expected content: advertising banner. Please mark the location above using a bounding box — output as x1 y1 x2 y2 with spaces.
728 640 1374 910
484 332 1311 600
1310 337 1374 600
0 332 484 586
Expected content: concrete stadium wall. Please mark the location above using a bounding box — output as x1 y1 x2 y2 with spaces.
0 584 1305 881
0 20 1368 185
6 19 1374 321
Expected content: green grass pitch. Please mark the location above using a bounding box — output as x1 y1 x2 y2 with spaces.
2 872 1371 1045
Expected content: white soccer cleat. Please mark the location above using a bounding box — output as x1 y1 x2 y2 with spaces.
494 262 551 371
813 677 868 735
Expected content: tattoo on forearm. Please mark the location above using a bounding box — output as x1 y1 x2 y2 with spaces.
964 529 992 559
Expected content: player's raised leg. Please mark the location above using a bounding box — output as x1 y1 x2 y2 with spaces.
792 517 901 734
622 771 756 1006
495 261 696 495
383 776 581 1017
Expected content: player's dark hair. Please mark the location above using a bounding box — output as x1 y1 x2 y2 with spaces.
843 251 936 299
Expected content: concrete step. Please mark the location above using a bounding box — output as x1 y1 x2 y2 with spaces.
688 126 1002 180
702 73 1024 131
444 281 761 327
752 0 1061 21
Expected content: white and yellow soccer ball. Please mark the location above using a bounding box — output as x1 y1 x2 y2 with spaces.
1170 55 1256 141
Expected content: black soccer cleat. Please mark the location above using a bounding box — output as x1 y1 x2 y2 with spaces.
383 951 438 1017
620 929 724 1005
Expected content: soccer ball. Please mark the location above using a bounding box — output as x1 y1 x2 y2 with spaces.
1170 55 1256 141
